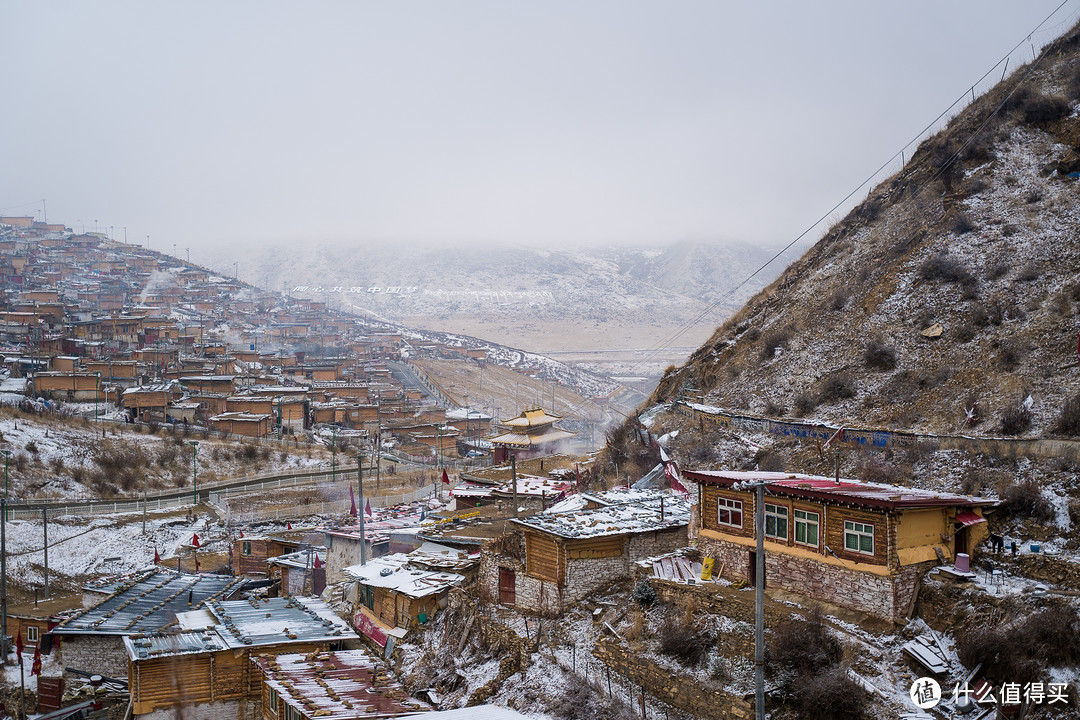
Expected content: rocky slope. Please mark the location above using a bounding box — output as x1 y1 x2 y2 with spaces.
655 22 1080 440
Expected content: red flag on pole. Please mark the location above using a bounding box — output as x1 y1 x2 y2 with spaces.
313 554 322 570
665 462 688 496
191 533 200 548
365 499 372 516
153 548 160 564
349 485 358 517
239 530 244 538
287 522 292 530
16 633 23 662
31 644 42 676
442 468 450 485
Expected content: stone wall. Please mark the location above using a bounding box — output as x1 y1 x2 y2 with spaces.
696 535 932 620
592 636 753 720
993 553 1080 590
58 635 129 680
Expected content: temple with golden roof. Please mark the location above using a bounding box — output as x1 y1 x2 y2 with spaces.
488 406 575 462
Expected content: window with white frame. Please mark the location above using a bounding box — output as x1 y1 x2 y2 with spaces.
26 626 39 643
764 503 788 540
717 497 743 528
844 520 874 555
794 509 820 547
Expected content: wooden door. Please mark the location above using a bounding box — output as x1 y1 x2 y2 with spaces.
499 567 516 606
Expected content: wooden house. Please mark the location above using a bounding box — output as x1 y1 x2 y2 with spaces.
53 570 244 680
343 543 473 648
232 536 302 577
32 372 102 401
682 470 993 620
267 547 327 597
122 382 182 422
484 490 689 614
210 411 271 437
124 597 358 718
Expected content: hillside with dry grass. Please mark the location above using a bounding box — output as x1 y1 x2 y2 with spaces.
653 23 1080 441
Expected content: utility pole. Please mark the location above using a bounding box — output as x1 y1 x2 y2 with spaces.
41 508 48 598
375 398 381 494
331 425 337 484
511 454 518 519
2 451 11 521
732 477 770 720
1 498 7 666
187 441 200 505
357 453 367 566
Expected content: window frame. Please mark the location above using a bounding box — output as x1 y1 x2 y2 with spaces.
26 626 39 643
843 520 875 555
717 497 744 529
242 540 252 556
793 508 820 548
764 502 789 541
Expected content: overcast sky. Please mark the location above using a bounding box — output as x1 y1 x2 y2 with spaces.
1 1 1076 260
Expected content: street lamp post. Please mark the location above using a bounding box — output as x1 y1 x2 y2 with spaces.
186 441 200 505
732 478 773 720
331 425 337 483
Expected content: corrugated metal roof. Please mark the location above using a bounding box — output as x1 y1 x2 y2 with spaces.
205 596 357 649
254 650 428 720
684 470 993 509
123 628 228 660
56 570 243 636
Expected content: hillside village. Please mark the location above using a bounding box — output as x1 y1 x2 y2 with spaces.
3 13 1080 720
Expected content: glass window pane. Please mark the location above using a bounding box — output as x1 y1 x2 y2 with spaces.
807 524 818 546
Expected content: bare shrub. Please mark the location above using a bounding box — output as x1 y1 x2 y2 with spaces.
24 440 38 454
950 212 976 235
760 329 790 360
995 342 1023 371
919 254 971 282
857 455 897 484
999 403 1032 436
971 302 1004 327
1022 93 1070 124
953 323 977 343
828 289 849 311
657 617 711 667
862 340 897 371
957 605 1080 685
1016 264 1040 281
1053 393 1080 436
818 374 856 403
545 672 638 720
763 399 786 416
997 477 1053 522
790 665 869 720
792 394 817 417
769 611 842 676
985 261 1010 280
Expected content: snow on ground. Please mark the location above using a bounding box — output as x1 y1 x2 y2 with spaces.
3 509 220 585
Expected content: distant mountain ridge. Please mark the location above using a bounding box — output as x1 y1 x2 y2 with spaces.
208 239 781 357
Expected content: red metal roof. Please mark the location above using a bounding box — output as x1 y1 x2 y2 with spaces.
683 470 993 510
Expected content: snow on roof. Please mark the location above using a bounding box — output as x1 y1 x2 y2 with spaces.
683 470 993 509
204 596 357 649
343 553 466 598
254 650 428 720
512 493 690 540
57 569 243 636
499 408 563 427
267 547 326 570
489 426 574 448
446 407 492 421
123 628 229 660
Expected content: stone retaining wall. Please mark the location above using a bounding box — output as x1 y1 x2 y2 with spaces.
592 636 753 720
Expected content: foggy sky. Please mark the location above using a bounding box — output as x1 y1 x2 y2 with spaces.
1 1 1075 261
